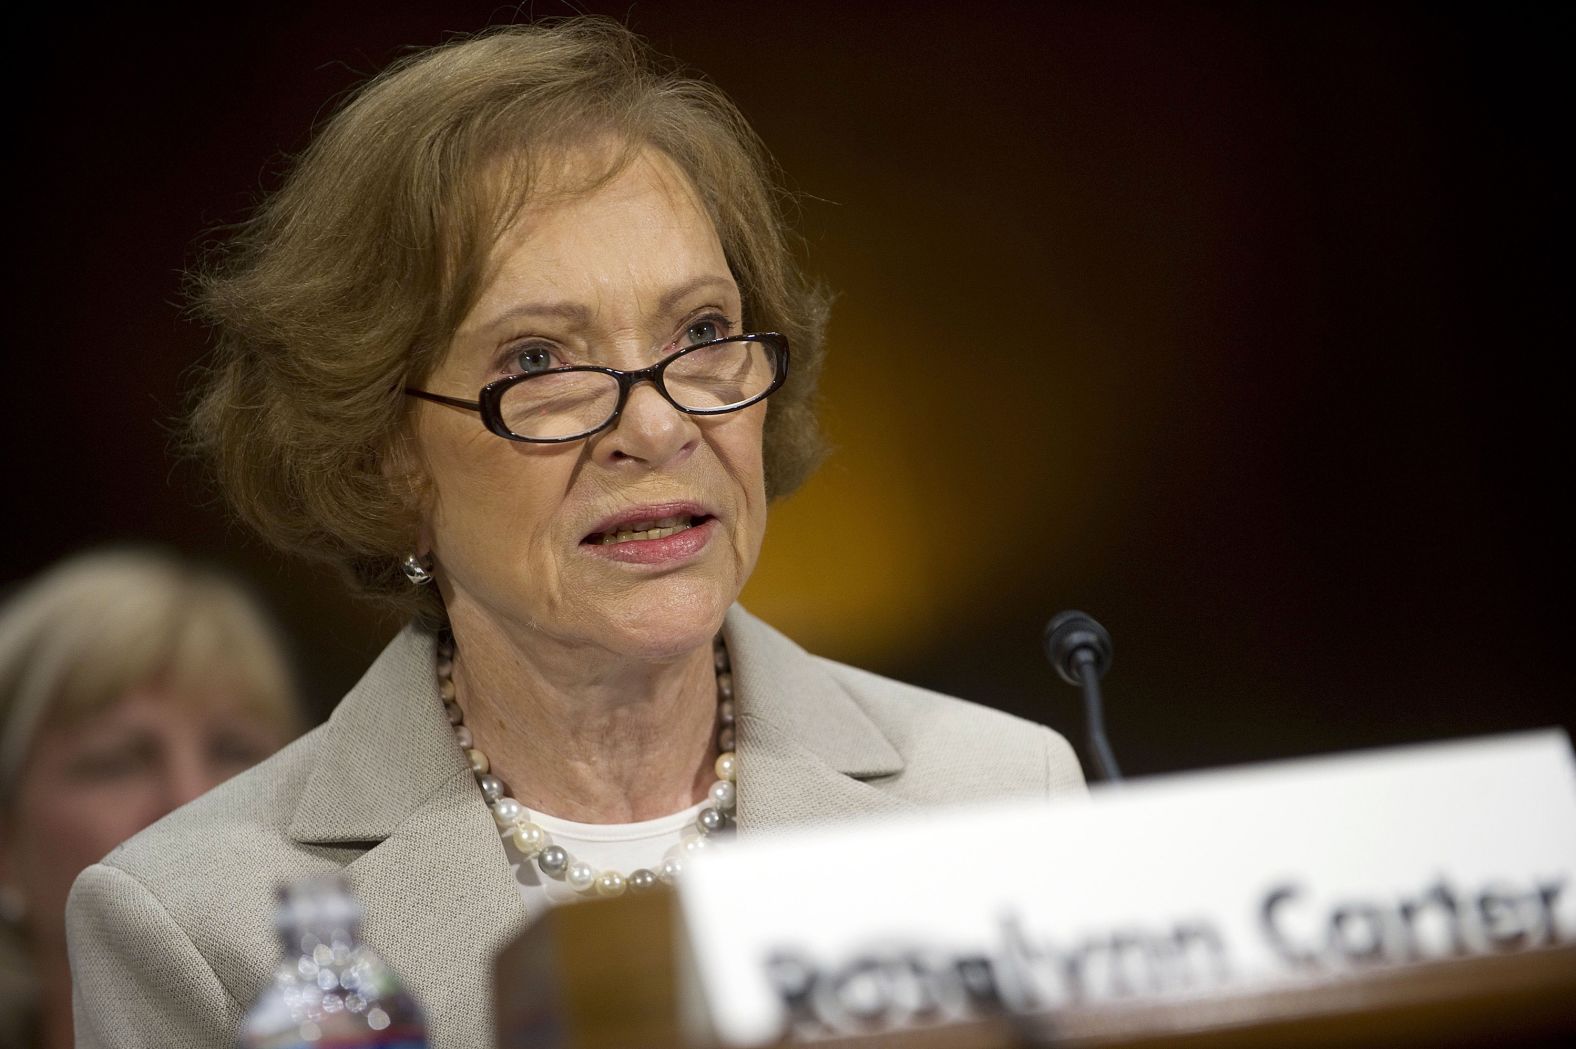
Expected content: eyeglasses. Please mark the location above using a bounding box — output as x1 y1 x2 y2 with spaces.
404 332 789 443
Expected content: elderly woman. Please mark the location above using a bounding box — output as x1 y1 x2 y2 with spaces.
66 19 1085 1049
0 548 299 1049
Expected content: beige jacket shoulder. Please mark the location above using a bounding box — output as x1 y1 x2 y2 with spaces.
67 606 1084 1048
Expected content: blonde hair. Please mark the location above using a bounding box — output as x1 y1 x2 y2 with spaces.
0 548 300 802
188 19 831 622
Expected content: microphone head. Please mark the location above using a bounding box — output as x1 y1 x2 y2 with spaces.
1043 610 1113 685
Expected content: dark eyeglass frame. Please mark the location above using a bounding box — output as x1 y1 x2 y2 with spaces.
403 332 789 443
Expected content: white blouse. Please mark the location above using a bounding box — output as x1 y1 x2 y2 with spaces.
499 800 710 914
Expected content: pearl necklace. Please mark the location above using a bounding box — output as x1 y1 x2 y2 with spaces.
437 632 738 896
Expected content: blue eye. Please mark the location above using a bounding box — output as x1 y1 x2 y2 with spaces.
513 346 557 375
685 319 724 345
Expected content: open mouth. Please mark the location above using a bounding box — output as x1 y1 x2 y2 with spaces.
583 513 715 546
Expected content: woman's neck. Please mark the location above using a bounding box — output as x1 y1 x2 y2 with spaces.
444 614 721 824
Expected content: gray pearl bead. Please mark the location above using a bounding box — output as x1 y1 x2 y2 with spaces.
538 846 568 876
628 869 659 893
716 673 734 701
478 775 504 803
697 807 725 834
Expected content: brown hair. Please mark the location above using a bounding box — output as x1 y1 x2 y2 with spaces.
188 19 830 622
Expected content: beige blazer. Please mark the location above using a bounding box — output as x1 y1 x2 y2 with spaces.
67 606 1084 1048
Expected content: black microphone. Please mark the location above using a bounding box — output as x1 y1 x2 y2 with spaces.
1043 610 1122 783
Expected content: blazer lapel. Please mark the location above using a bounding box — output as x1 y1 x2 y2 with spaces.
286 622 466 842
284 624 527 1034
725 606 921 832
343 778 524 1039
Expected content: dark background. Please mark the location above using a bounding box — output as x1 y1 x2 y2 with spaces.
9 2 1569 778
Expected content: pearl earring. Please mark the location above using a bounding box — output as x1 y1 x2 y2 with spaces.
401 554 435 585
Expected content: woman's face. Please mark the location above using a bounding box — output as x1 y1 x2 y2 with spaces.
0 682 286 954
412 148 770 661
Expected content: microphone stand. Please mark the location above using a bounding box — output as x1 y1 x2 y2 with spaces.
1071 646 1122 782
1043 611 1123 783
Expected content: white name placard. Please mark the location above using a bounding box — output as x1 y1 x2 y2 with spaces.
677 730 1576 1046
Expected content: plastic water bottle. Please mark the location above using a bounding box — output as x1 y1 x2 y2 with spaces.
238 876 429 1048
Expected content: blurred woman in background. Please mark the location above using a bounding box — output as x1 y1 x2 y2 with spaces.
0 547 301 1049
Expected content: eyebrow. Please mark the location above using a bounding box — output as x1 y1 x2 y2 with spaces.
473 274 739 337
